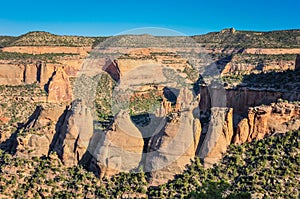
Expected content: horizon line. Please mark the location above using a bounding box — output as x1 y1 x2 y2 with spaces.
1 27 300 37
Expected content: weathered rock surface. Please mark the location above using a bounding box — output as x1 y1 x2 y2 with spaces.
85 110 144 178
24 63 38 84
243 48 300 55
145 88 201 185
0 63 24 85
0 58 83 87
52 101 94 167
15 105 66 158
221 55 295 75
233 102 300 144
200 87 300 115
198 107 234 168
47 67 72 103
2 46 91 55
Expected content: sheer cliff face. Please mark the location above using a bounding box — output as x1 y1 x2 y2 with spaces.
51 101 94 167
0 41 299 186
14 105 66 158
198 107 234 168
0 63 24 85
233 102 300 144
0 61 70 87
145 88 201 185
200 86 300 115
87 110 144 178
47 68 72 103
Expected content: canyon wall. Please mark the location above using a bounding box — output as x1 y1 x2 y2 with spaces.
233 102 300 144
243 48 300 55
200 87 300 115
2 46 91 55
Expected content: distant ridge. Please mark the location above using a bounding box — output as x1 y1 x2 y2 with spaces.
192 28 300 48
1 29 300 48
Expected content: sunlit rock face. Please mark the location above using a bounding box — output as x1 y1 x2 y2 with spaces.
52 101 94 167
85 110 144 178
233 102 300 144
145 88 201 185
198 107 234 168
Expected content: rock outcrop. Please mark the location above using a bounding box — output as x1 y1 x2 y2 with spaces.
2 46 91 56
198 107 234 168
15 105 66 158
243 48 300 55
52 100 94 167
221 56 295 75
200 87 300 115
85 110 144 178
0 63 24 85
145 88 201 185
24 63 38 84
233 102 300 144
47 67 72 103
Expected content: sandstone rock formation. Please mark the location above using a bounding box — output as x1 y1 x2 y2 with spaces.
15 105 66 158
24 63 38 84
200 86 300 115
47 67 72 103
0 57 83 88
52 100 94 167
221 55 295 75
243 48 300 55
145 88 201 185
233 102 300 144
0 63 24 85
2 46 91 56
85 110 144 178
198 107 233 168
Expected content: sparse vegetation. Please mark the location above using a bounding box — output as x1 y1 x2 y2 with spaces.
222 69 300 91
193 29 300 48
148 130 300 198
0 130 298 198
0 51 79 61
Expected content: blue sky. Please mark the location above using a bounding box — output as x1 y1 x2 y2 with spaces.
0 0 299 36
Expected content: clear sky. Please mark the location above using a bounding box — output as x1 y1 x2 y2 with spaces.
0 0 299 36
